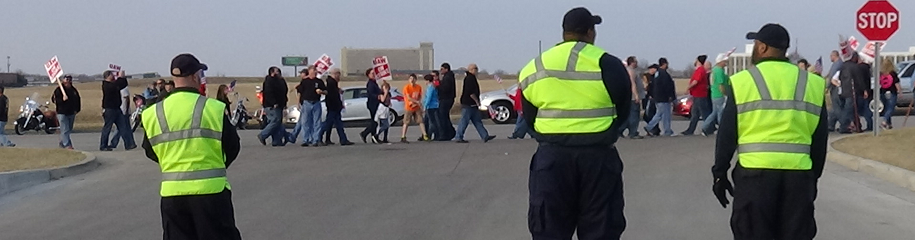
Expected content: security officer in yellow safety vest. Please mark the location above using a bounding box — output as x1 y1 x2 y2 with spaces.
519 7 631 240
712 24 828 240
141 53 242 240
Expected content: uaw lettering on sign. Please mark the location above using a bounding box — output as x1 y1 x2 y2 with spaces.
44 56 63 83
372 56 392 81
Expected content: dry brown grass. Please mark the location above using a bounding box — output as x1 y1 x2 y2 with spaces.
833 127 915 172
3 77 689 130
0 148 85 172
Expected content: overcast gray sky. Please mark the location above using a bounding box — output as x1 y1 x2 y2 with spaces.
2 0 912 76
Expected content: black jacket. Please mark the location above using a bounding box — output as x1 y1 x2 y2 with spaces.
366 79 381 110
460 73 480 106
262 75 288 108
438 71 457 101
142 88 240 167
838 61 871 98
324 76 344 112
652 69 676 103
521 44 631 147
0 95 8 122
52 86 81 115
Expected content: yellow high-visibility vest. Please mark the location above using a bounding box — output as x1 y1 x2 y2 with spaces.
731 61 826 170
518 41 616 134
141 91 230 197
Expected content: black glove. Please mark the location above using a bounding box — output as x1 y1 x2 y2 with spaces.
713 177 734 208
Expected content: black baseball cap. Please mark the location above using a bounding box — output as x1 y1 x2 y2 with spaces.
746 23 790 50
563 7 602 34
648 64 660 69
170 53 207 77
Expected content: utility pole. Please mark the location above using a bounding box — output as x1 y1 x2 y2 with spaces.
539 40 542 53
6 56 9 73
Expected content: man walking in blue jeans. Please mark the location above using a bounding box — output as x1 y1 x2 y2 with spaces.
321 68 354 146
455 63 496 143
644 58 676 136
620 56 644 139
99 71 136 151
682 55 711 135
295 66 326 146
258 66 289 146
702 53 731 136
52 75 81 149
0 86 15 147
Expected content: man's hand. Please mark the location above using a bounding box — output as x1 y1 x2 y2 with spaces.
315 89 324 95
62 95 68 101
713 177 734 208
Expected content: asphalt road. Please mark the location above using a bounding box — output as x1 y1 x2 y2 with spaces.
1 119 914 239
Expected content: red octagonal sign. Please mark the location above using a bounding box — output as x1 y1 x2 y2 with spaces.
857 0 900 41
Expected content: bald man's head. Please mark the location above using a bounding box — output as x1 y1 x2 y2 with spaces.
467 63 479 75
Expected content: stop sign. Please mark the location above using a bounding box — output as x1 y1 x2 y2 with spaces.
857 0 900 41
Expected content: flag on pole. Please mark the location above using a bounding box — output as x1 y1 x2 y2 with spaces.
814 57 823 74
494 75 502 84
488 106 497 119
228 79 237 92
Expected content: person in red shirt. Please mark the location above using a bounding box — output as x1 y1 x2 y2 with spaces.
682 55 712 135
507 87 530 139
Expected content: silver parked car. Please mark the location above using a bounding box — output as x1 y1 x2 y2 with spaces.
894 61 915 107
284 86 405 124
479 84 518 124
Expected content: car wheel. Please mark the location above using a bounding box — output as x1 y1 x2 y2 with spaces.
389 109 401 125
490 102 514 124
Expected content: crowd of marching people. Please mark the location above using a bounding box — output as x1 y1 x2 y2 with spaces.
613 47 907 139
255 62 496 147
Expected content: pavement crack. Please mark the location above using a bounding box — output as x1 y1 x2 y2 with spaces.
448 143 471 175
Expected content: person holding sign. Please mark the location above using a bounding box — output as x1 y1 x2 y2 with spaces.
359 68 382 143
52 75 81 149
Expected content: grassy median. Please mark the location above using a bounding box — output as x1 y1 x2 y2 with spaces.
833 127 915 172
0 148 86 172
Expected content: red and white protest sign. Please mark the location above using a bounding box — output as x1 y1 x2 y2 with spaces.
313 54 333 75
372 56 392 81
839 35 861 62
44 56 64 83
859 41 887 63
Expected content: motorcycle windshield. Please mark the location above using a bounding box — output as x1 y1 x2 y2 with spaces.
23 92 40 109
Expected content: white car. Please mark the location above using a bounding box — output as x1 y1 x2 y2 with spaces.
479 84 518 124
284 86 405 124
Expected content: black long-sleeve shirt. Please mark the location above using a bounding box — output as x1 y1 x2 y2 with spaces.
324 76 344 112
52 86 81 115
0 95 9 122
262 75 288 108
142 88 240 167
366 79 381 110
712 95 828 179
521 45 631 147
438 71 457 101
652 69 676 103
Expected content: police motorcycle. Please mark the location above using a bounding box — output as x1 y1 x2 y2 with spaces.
229 92 251 129
14 92 59 135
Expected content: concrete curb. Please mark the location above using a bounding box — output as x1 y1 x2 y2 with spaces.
828 134 915 192
0 151 100 196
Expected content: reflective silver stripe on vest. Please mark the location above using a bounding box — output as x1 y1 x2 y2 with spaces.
537 107 616 119
738 143 810 154
738 66 820 116
150 95 221 145
519 43 603 90
162 169 226 181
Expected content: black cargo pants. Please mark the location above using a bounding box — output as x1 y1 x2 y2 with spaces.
730 165 818 240
528 143 626 240
161 189 242 240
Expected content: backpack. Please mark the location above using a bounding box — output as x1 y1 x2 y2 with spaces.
879 74 894 89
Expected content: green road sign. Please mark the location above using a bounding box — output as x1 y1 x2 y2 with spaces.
282 56 308 66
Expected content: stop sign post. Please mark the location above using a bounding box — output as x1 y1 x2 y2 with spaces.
857 0 900 136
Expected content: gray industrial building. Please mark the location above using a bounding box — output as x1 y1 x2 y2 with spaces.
341 42 434 76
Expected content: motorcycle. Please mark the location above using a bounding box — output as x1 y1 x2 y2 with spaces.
129 94 147 132
14 92 59 135
229 92 251 129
